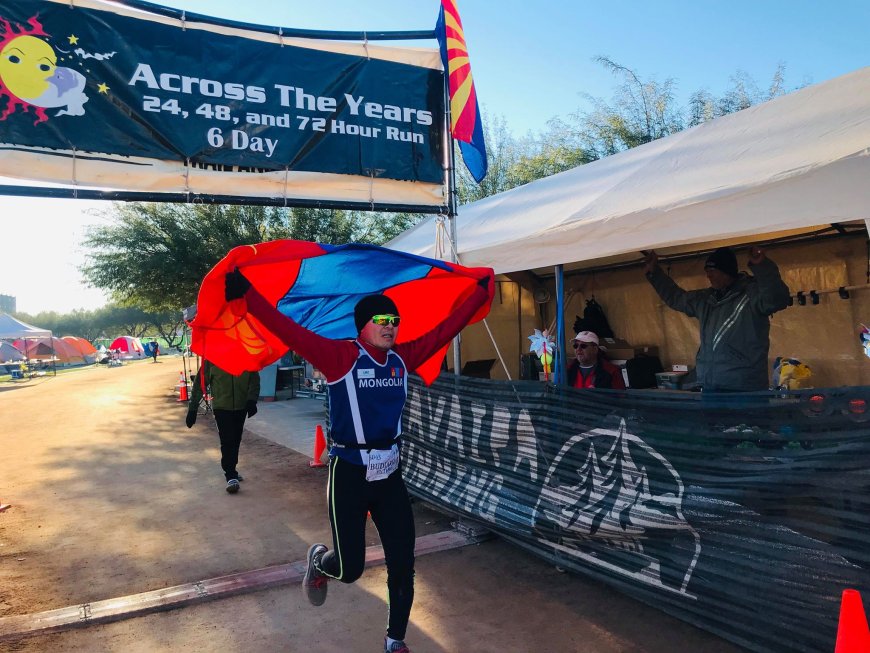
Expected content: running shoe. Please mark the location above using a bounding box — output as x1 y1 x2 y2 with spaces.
225 478 240 494
303 543 328 606
384 639 411 653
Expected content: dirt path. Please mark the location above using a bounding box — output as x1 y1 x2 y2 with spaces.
0 360 745 652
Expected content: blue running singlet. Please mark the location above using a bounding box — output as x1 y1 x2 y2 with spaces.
327 342 408 466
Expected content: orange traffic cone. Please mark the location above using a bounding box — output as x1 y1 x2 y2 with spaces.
835 589 870 652
177 372 189 402
309 424 327 467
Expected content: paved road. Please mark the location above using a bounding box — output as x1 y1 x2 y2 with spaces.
0 359 745 652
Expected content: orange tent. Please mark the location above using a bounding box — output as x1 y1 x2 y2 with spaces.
62 336 97 362
14 337 86 364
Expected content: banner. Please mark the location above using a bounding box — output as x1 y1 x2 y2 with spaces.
403 376 870 653
0 0 446 208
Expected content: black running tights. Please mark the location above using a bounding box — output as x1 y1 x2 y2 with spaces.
319 456 415 641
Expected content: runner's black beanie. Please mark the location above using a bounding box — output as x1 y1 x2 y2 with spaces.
354 295 399 333
704 247 738 278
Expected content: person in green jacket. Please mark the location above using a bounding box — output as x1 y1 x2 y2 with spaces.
186 360 260 493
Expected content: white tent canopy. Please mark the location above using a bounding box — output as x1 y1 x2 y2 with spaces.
0 313 51 339
388 67 870 274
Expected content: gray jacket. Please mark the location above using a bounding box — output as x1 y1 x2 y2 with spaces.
647 257 790 391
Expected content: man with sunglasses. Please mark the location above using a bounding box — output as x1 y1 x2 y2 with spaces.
567 330 626 390
224 268 491 653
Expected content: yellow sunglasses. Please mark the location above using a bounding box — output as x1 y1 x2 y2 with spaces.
371 314 400 326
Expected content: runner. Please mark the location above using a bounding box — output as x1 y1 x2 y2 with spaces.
224 267 491 653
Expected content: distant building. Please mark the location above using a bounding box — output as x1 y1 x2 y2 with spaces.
0 294 15 314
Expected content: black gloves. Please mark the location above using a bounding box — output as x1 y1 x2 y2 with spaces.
246 400 258 418
185 410 196 429
225 267 252 301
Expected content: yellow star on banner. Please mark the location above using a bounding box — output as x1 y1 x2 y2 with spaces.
97 83 110 94
68 34 79 45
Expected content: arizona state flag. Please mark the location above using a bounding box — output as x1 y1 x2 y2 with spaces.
437 0 488 183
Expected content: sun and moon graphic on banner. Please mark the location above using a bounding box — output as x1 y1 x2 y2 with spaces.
0 14 113 124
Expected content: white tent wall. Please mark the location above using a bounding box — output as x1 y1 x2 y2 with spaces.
444 281 539 377
389 68 870 273
451 234 870 388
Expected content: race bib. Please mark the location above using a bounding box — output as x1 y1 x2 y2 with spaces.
365 444 399 482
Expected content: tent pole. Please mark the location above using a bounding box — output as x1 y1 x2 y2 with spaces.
442 58 462 379
450 211 461 377
555 265 566 385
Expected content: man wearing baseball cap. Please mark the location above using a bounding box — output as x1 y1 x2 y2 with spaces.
642 246 790 391
567 330 626 389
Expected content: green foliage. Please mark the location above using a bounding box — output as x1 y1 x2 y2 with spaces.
80 202 424 315
570 56 684 158
81 203 292 313
454 114 524 204
509 118 596 186
14 304 187 346
286 207 356 243
576 59 795 151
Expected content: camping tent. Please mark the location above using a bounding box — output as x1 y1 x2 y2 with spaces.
61 336 98 364
13 339 53 359
109 336 145 359
0 341 23 362
14 337 86 365
0 313 55 372
388 67 870 275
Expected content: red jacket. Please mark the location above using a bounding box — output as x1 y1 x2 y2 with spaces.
567 358 626 389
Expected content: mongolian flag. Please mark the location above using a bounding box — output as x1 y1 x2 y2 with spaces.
190 240 494 384
437 0 488 183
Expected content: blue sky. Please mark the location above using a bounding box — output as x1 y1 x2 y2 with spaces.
156 0 869 134
2 0 867 314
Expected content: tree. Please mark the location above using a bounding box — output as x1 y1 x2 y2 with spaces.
16 304 195 349
454 113 528 205
81 201 430 316
570 56 683 159
558 58 798 159
509 118 596 187
285 207 357 243
687 64 791 127
147 309 188 349
82 203 296 313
